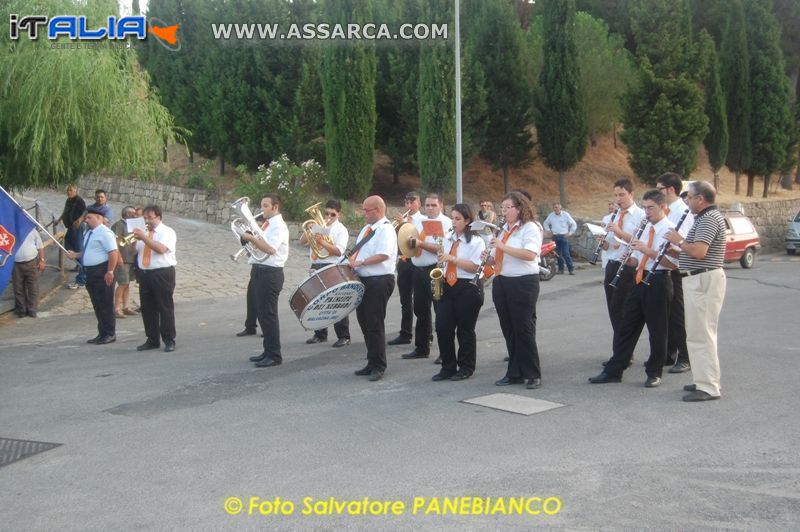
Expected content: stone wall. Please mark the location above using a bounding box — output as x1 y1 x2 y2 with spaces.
736 198 800 252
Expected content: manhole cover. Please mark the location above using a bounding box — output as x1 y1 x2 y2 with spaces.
0 437 62 468
461 393 565 416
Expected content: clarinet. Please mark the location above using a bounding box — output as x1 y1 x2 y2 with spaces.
641 208 690 286
609 218 648 289
589 208 620 265
470 218 505 286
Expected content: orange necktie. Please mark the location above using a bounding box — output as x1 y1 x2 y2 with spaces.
142 230 154 268
635 226 656 284
353 226 372 261
445 240 460 286
494 225 519 275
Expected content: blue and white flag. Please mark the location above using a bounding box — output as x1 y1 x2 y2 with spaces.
0 188 37 294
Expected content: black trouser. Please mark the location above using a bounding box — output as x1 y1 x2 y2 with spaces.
604 260 636 334
412 264 437 354
396 258 414 340
436 279 483 376
139 266 176 345
12 259 39 313
493 274 541 380
604 272 673 378
252 264 284 361
356 275 395 372
243 274 258 331
85 262 115 337
668 270 689 364
310 263 350 340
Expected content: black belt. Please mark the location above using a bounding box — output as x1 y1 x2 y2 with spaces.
681 267 719 277
84 262 109 270
139 266 175 274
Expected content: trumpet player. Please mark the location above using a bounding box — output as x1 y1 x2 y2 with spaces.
299 200 351 347
431 204 485 382
402 193 452 361
589 189 677 387
111 206 138 319
486 192 543 390
240 194 290 368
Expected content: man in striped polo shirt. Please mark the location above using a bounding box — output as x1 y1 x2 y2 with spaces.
665 181 726 402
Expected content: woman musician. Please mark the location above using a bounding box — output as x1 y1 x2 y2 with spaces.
432 204 486 382
486 191 543 390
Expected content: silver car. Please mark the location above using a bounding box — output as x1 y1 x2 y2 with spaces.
786 209 800 255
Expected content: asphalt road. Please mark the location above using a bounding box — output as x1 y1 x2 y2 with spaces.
1 257 798 530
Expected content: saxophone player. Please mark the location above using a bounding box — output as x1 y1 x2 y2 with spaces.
402 193 452 361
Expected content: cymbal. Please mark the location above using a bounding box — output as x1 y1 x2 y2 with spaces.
397 222 420 258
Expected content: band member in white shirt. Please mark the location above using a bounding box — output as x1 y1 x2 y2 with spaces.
301 199 351 347
401 193 452 360
388 191 426 346
600 201 617 269
241 194 290 368
132 205 177 352
590 189 678 387
351 196 397 382
486 192 543 390
432 204 485 382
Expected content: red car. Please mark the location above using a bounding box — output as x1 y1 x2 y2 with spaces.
722 210 761 268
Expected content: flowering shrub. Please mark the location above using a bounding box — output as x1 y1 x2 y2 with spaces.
235 155 326 221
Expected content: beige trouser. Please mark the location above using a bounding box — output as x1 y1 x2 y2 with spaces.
683 268 726 396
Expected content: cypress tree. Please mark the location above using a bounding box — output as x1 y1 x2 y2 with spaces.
321 0 377 198
700 31 728 191
743 0 792 198
720 0 751 195
417 0 455 194
535 0 587 206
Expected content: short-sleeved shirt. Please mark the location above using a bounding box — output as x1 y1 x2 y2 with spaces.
312 220 348 266
250 214 289 268
90 203 113 224
495 220 542 277
82 225 118 266
15 229 44 262
667 198 694 238
631 216 677 271
112 219 137 264
353 218 397 277
411 213 453 267
444 231 486 279
679 206 726 270
135 222 177 269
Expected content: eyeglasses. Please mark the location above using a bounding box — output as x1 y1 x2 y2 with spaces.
325 211 338 217
643 205 661 211
500 203 517 210
362 207 378 213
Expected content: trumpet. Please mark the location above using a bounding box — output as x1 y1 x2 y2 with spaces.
392 209 412 230
301 202 335 259
590 208 620 265
116 233 137 248
430 235 445 301
609 218 648 288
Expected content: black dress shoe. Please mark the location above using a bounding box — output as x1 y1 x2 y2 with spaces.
602 360 633 368
368 370 384 381
332 338 351 348
87 335 103 344
450 371 472 381
164 341 176 352
669 361 691 373
26 310 37 318
354 365 372 376
236 328 257 337
683 390 719 402
401 350 429 359
495 376 524 386
306 335 326 344
432 371 454 381
644 376 661 388
503 356 509 362
137 342 159 351
249 353 267 362
96 335 116 345
387 336 412 346
588 372 622 384
433 356 442 365
683 384 696 392
255 357 282 368
526 377 542 389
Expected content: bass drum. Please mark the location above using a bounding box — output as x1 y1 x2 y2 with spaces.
289 263 365 330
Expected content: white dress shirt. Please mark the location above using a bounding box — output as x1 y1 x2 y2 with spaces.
353 218 397 277
495 221 541 277
667 198 694 238
543 211 577 235
600 212 616 268
135 222 177 269
631 216 678 271
444 231 486 279
250 214 289 268
312 219 349 266
411 213 453 267
604 204 646 262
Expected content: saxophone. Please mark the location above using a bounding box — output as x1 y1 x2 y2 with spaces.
429 235 445 301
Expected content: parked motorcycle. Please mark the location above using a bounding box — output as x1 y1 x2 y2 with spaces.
539 240 558 281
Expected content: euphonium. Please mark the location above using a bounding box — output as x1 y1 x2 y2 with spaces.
116 233 137 248
301 202 334 259
229 197 268 262
430 236 445 301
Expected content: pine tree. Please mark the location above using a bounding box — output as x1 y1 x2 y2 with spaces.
743 0 792 198
720 0 751 195
629 0 698 79
534 0 587 206
700 30 728 190
321 0 377 199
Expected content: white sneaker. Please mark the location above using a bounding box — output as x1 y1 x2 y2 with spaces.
66 282 82 290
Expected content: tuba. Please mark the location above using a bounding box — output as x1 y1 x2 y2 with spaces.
301 202 334 259
229 197 268 262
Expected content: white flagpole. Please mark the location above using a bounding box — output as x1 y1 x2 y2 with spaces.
0 185 70 254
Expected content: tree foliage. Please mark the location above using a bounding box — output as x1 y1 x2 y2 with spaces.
699 30 728 186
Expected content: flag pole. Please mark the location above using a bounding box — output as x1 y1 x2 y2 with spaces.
0 185 70 254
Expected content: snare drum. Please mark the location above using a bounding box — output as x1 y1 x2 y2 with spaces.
289 263 365 330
